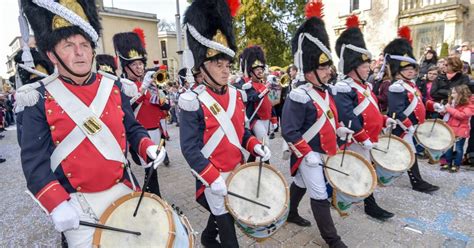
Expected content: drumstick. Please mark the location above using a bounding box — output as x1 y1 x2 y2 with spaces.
429 100 444 136
318 163 350 176
387 113 396 150
133 139 165 217
372 147 388 153
340 120 352 167
189 170 271 209
80 221 141 236
256 138 265 198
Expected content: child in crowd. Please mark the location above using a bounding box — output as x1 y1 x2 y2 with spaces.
440 84 474 172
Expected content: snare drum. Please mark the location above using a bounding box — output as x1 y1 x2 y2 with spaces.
92 192 194 247
225 162 289 241
415 119 455 161
370 135 414 186
324 151 377 214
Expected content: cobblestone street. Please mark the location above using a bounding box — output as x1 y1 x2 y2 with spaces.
1 125 473 247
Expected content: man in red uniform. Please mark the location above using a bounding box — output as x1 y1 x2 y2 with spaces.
113 31 171 196
179 0 271 247
18 0 166 246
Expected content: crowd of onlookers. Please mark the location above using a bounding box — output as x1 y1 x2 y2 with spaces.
0 87 15 164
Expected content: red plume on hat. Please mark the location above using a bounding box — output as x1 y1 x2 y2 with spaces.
133 27 146 48
305 0 324 19
345 14 359 29
397 26 412 45
226 0 240 17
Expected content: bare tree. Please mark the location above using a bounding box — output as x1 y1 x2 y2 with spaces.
159 19 176 32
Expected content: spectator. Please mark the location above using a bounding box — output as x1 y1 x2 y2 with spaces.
431 56 470 102
419 50 438 78
417 66 438 118
460 41 474 66
463 61 473 79
440 84 473 172
374 65 392 113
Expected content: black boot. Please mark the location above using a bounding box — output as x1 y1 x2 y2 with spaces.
408 159 439 193
214 213 239 248
201 214 221 248
61 233 68 248
144 168 161 197
311 199 347 248
364 194 394 221
163 153 170 166
287 183 311 226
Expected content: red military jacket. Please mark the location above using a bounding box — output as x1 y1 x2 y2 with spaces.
133 81 168 130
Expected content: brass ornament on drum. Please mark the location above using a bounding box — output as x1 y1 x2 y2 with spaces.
224 162 289 241
324 151 377 216
415 119 455 161
370 135 415 186
92 192 195 247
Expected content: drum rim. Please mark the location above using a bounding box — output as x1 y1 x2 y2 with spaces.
370 134 415 172
415 119 455 151
179 214 195 248
224 162 290 227
325 150 377 198
92 192 176 247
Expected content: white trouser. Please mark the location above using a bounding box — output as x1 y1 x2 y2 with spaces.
204 172 231 216
348 142 371 161
403 130 416 153
252 119 270 142
139 129 162 166
63 183 133 247
293 152 328 200
160 119 168 136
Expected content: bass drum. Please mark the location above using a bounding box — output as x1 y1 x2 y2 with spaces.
92 192 194 247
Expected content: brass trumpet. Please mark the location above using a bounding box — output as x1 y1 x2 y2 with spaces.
152 69 169 88
279 73 290 88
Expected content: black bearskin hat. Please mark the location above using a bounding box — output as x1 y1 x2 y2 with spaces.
96 54 117 76
21 0 101 54
335 15 371 74
14 48 53 85
113 31 147 68
291 1 332 74
383 26 417 77
183 0 237 68
240 45 266 76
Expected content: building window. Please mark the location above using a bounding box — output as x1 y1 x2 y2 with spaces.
161 40 167 58
350 0 359 12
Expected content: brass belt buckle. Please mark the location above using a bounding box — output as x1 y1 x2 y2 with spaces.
326 110 334 119
210 103 222 115
83 117 102 135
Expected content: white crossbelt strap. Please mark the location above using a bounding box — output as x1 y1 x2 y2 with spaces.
402 82 419 117
133 89 147 117
46 77 127 172
351 82 379 116
198 87 243 158
303 88 336 142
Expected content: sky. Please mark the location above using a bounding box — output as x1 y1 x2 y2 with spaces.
0 0 190 78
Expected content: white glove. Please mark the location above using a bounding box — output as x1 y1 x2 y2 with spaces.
254 144 271 161
271 123 278 131
51 201 80 232
142 70 155 90
407 126 416 135
433 102 446 113
304 151 322 167
336 127 354 141
385 117 397 129
361 139 374 150
210 176 227 196
145 145 167 169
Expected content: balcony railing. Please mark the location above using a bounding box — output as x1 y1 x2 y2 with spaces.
400 0 458 11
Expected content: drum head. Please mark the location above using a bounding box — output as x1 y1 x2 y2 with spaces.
225 162 289 227
92 192 174 247
371 135 414 172
415 120 455 151
325 151 376 198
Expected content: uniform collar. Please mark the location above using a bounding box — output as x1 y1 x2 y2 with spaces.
59 73 95 86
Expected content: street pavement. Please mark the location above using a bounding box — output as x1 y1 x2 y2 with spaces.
0 124 473 248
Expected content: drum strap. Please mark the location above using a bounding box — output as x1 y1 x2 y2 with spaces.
350 81 379 116
46 76 127 172
198 87 243 158
402 82 419 117
303 88 336 142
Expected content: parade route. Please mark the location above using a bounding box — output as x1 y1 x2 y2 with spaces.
1 125 473 247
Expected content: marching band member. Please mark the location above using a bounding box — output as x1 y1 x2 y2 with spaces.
333 15 396 221
95 54 117 76
18 0 166 246
281 2 352 247
385 27 441 193
179 0 271 247
113 30 170 196
241 46 277 161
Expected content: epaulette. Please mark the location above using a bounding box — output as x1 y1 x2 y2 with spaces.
15 73 58 107
333 80 353 94
230 85 247 103
178 85 205 111
289 83 311 104
242 82 252 90
98 71 139 98
388 80 405 93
